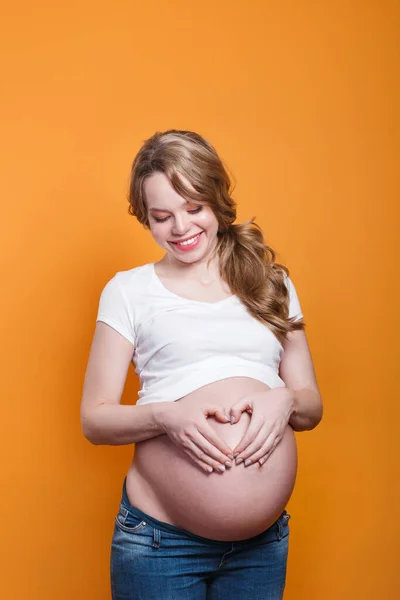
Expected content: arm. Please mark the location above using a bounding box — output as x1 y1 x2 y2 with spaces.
287 387 323 432
80 321 168 445
82 401 170 446
278 329 323 432
81 321 234 474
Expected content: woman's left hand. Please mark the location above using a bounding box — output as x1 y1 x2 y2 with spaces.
229 387 295 467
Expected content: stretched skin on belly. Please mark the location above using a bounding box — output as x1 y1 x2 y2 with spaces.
129 377 298 541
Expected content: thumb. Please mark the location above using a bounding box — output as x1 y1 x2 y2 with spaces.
205 406 231 423
215 407 231 423
229 397 251 424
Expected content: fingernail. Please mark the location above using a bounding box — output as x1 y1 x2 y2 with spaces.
236 457 243 465
225 461 232 468
228 454 234 460
230 416 235 424
217 465 225 472
244 459 252 466
233 452 239 458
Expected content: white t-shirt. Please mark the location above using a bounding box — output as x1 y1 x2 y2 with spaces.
96 262 303 405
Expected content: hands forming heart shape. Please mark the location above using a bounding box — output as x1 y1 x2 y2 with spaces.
161 387 295 473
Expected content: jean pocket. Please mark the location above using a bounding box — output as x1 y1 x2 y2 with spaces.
115 505 148 533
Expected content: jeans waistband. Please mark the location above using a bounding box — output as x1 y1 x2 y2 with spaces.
120 476 283 545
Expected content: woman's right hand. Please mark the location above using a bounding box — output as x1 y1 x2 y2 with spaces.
157 401 235 473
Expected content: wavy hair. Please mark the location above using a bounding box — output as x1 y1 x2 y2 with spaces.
127 129 305 344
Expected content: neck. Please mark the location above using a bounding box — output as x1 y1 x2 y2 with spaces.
161 254 221 282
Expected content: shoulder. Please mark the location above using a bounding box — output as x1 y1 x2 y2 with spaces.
280 269 297 294
96 263 153 332
282 271 293 291
111 263 153 293
98 263 153 306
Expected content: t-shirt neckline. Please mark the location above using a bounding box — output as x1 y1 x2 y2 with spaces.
150 262 238 306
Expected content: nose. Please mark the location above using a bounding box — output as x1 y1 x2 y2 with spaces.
171 213 190 236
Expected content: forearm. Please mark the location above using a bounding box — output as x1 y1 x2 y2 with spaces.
287 388 323 432
81 401 168 446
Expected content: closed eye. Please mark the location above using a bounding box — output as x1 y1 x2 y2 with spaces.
188 206 203 215
153 205 203 223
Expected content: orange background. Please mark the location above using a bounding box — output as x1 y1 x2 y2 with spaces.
1 1 398 598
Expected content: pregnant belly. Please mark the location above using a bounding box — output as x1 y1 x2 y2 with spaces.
127 377 298 541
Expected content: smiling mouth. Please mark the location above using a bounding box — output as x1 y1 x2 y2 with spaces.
170 232 203 246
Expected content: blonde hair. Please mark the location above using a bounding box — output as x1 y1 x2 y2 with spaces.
128 129 305 344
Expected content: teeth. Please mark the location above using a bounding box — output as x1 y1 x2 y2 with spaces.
175 233 200 246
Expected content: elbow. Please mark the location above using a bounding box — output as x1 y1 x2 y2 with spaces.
309 402 324 430
82 431 100 445
81 425 98 445
81 411 100 445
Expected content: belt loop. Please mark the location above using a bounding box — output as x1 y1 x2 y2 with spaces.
276 518 283 541
152 527 161 549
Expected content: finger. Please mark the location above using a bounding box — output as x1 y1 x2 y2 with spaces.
203 406 232 425
186 451 215 473
228 397 253 424
179 436 215 471
195 431 234 466
204 406 230 423
183 437 230 473
258 436 281 465
244 432 277 466
233 422 264 458
197 424 235 461
248 434 280 464
211 408 232 424
236 436 266 465
180 425 233 469
229 406 251 424
235 428 272 464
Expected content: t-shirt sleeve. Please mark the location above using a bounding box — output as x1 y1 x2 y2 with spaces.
96 274 136 346
285 274 304 322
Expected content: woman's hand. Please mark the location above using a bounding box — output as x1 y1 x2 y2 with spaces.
229 387 295 467
158 401 236 474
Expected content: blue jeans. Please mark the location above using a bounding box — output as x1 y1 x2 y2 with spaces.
111 477 291 599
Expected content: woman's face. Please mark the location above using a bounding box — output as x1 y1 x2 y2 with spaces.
143 171 219 265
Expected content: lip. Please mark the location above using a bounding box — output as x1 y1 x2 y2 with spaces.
170 231 203 244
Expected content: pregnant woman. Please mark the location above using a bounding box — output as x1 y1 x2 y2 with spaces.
81 129 323 599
